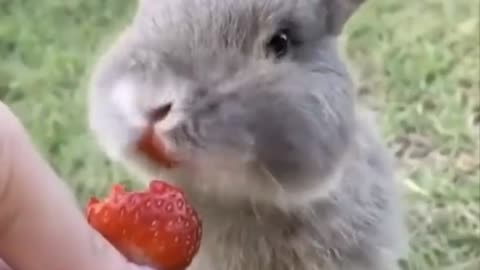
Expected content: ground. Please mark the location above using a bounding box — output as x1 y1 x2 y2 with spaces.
0 0 478 269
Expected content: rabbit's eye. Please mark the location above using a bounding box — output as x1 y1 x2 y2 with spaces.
266 30 290 58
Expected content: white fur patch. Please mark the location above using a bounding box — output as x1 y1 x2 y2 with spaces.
112 76 187 133
110 77 148 129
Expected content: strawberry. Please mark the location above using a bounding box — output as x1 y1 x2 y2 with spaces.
137 125 179 168
86 180 202 270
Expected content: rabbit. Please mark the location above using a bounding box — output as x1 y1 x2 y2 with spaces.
87 0 408 269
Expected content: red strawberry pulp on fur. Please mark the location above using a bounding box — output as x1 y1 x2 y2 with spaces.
137 125 179 168
86 180 202 270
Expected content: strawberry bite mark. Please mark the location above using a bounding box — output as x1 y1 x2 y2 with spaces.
137 125 179 168
86 180 202 270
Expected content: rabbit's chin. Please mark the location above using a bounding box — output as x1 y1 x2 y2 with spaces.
116 147 344 212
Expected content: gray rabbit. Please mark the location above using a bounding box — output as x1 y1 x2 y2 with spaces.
87 0 408 269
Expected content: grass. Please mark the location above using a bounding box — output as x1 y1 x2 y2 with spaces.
0 0 479 269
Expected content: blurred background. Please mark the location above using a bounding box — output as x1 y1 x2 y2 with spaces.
0 0 478 269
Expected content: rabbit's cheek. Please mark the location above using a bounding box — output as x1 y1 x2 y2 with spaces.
244 89 354 192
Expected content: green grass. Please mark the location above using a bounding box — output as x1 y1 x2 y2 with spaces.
1 0 479 269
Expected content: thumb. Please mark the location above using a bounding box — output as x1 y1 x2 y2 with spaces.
0 102 156 270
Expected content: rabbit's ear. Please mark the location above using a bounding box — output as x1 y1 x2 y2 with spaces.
325 0 366 35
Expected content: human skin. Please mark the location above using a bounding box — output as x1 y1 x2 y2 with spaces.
0 102 154 270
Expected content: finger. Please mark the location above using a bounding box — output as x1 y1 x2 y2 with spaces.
0 259 11 270
0 102 155 270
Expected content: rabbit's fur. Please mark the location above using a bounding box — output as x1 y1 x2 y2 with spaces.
87 0 407 269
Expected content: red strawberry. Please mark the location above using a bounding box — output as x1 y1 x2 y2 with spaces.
86 180 202 270
137 125 179 168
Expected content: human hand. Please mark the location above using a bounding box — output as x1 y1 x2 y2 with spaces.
0 102 155 270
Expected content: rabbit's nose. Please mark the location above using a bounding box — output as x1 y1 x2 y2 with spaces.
137 102 179 169
148 102 173 123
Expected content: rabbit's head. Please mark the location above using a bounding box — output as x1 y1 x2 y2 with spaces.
88 0 366 208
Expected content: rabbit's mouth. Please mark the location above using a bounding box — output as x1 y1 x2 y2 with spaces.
136 124 181 169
